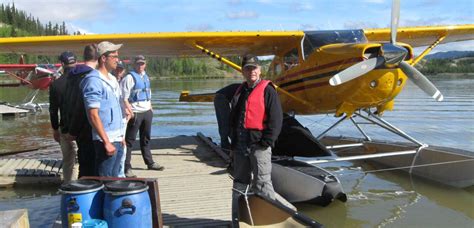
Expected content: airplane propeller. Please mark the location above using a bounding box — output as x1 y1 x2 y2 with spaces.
35 65 63 78
399 62 444 101
329 0 444 101
35 66 55 74
329 57 384 86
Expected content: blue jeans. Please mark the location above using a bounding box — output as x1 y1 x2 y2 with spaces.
94 141 124 177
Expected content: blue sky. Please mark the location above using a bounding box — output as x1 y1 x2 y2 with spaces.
1 0 473 53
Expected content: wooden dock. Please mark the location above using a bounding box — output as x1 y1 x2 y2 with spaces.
0 158 63 187
0 135 232 227
128 135 232 227
0 104 29 119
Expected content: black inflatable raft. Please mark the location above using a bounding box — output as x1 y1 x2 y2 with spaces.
272 158 347 206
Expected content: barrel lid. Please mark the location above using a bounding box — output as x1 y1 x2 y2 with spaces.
104 180 148 193
60 179 103 192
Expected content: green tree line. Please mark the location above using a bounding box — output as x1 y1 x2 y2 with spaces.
0 3 238 78
417 58 474 75
0 3 76 37
143 56 240 78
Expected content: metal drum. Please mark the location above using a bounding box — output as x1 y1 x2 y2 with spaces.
103 180 152 228
59 179 104 228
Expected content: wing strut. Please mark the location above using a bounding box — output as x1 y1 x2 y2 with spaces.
411 35 446 65
192 44 317 110
194 44 242 72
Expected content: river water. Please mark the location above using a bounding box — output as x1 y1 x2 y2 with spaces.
0 77 473 227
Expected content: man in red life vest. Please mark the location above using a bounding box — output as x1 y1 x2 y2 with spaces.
230 55 284 225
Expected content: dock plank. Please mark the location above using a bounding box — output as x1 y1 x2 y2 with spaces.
16 159 36 176
0 158 14 174
9 159 30 176
0 159 8 168
51 159 63 175
1 159 23 177
25 159 42 176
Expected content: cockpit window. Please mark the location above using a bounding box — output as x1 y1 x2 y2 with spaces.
302 29 367 59
283 48 299 70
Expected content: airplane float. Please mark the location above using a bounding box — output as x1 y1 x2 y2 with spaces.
0 0 473 211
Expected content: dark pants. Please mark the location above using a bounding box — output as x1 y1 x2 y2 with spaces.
76 138 96 177
125 109 154 171
231 146 275 227
214 93 231 150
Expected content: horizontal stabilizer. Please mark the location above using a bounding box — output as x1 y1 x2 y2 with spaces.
179 91 215 102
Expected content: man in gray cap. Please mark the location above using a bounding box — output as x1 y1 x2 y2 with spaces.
80 41 127 177
122 55 163 178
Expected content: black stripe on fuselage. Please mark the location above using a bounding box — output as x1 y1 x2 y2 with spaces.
278 70 337 89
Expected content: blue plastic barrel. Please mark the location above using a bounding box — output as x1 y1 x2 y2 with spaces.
59 179 104 228
103 180 152 228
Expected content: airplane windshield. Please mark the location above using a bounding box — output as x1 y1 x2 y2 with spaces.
302 30 367 59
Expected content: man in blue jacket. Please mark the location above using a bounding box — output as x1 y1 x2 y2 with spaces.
81 41 126 177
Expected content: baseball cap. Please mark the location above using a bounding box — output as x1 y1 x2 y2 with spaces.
134 55 146 64
97 41 123 56
117 60 125 69
59 51 77 65
241 55 260 68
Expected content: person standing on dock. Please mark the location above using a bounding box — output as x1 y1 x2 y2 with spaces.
65 44 99 177
229 55 289 225
122 55 164 178
214 83 241 152
49 51 78 184
81 41 126 177
112 60 132 177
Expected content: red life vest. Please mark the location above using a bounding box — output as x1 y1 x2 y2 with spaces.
234 80 272 130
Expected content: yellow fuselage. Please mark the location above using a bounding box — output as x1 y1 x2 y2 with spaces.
267 43 412 116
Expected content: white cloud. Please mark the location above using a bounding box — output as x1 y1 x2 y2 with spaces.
300 24 319 31
67 23 93 35
1 0 112 24
227 0 241 5
363 0 385 3
226 11 259 19
343 21 380 29
401 17 451 27
292 1 313 12
186 23 214 31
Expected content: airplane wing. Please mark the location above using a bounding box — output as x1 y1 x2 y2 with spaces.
365 24 474 47
0 25 471 57
0 64 37 71
0 31 304 57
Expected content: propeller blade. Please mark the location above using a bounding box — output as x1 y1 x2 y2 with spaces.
35 66 54 74
329 57 385 86
399 61 443 101
391 0 400 44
